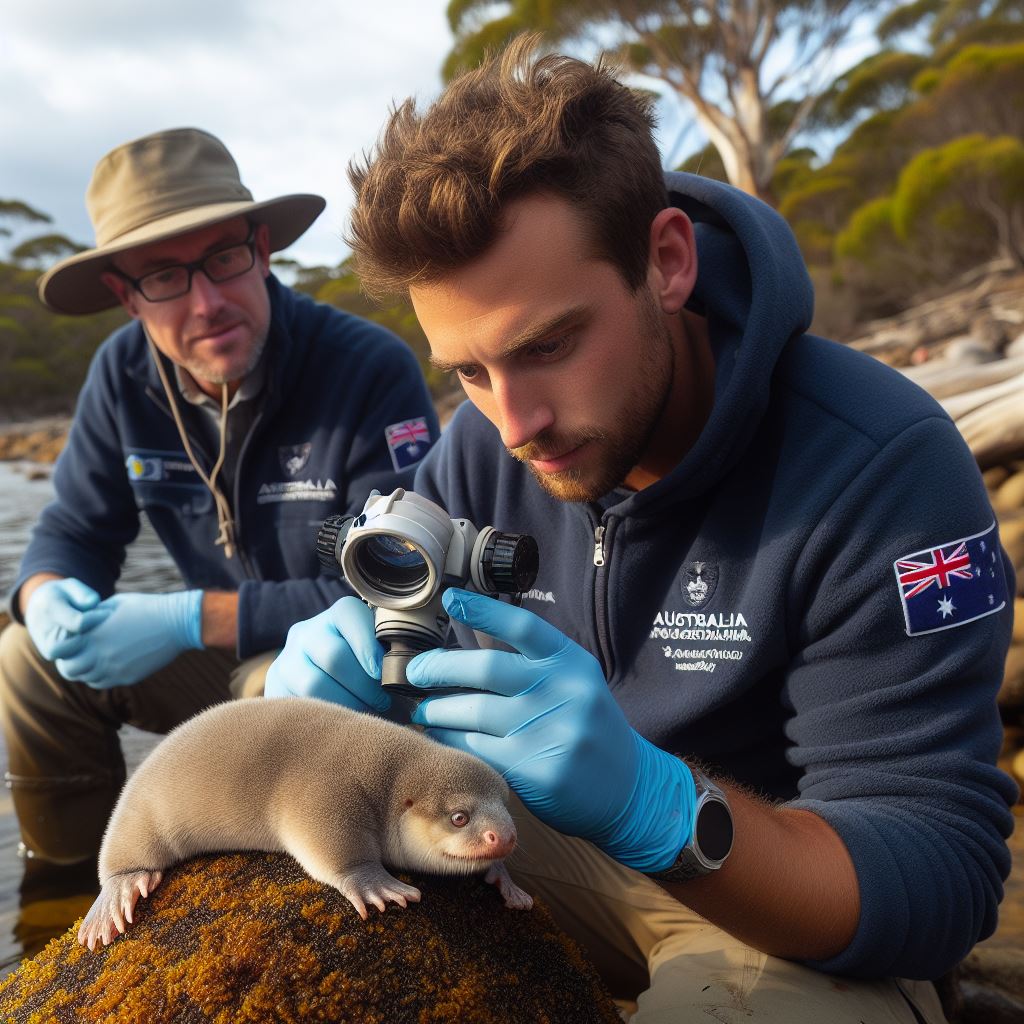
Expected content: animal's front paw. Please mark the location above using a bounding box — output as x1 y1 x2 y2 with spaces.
336 865 421 920
77 868 164 951
485 861 533 910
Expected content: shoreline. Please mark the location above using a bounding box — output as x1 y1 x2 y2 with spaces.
0 417 70 465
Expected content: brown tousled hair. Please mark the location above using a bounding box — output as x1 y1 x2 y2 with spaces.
346 35 668 301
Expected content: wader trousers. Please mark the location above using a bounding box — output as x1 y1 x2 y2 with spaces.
0 623 274 865
506 794 950 1024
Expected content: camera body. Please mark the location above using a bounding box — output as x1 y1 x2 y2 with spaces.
316 488 539 696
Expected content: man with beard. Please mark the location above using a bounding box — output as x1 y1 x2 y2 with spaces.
265 42 1015 1022
0 128 438 878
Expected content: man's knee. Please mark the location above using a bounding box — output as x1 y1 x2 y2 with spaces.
0 623 124 862
0 622 40 699
0 623 65 734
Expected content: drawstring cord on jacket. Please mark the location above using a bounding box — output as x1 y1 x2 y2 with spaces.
145 331 236 559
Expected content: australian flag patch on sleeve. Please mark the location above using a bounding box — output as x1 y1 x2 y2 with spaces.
894 522 1008 636
384 417 432 471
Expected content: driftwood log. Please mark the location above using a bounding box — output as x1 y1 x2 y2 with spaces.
918 358 1024 406
953 394 1024 471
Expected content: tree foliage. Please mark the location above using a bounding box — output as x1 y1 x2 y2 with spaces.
9 233 85 270
769 5 1024 330
892 133 1024 263
443 0 898 201
0 199 51 226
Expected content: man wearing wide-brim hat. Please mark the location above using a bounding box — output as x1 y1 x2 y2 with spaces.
0 128 439 877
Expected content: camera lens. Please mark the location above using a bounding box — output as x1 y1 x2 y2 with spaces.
353 534 430 596
315 514 355 575
480 532 539 594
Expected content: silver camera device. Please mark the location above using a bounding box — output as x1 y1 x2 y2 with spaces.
316 488 539 698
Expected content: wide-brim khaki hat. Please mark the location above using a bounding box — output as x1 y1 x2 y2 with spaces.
38 127 326 315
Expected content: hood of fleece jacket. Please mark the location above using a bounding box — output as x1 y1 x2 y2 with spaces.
620 172 814 511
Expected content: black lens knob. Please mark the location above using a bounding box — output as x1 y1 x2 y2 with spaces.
482 532 539 594
315 514 354 575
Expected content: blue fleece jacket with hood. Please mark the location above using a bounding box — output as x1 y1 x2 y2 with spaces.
11 275 438 658
414 172 1017 980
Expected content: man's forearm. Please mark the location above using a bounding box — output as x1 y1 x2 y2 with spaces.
16 572 64 619
660 781 860 962
200 591 238 650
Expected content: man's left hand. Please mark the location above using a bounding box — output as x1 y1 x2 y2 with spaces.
407 588 696 872
54 590 204 688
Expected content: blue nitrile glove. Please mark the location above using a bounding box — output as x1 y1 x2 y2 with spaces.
24 578 112 662
407 588 697 873
53 590 204 688
264 597 390 714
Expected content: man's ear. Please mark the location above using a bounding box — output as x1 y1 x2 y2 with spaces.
254 223 272 276
647 208 697 315
100 270 141 319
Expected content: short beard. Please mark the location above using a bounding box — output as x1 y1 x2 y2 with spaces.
508 288 674 503
184 323 269 386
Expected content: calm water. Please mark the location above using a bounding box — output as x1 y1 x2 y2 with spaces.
0 459 177 976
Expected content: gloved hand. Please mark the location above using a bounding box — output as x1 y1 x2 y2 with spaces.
24 578 112 662
54 590 204 688
407 588 697 872
265 597 390 714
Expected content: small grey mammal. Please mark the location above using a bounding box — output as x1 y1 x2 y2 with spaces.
78 697 532 951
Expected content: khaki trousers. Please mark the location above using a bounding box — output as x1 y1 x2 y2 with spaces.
506 795 949 1023
0 623 274 864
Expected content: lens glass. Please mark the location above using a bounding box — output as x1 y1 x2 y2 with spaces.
353 534 430 596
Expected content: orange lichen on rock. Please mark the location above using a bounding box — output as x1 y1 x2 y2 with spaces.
0 852 620 1023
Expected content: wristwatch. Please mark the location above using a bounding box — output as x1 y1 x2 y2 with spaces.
647 768 734 883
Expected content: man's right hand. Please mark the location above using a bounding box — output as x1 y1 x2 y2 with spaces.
264 597 390 714
24 577 111 662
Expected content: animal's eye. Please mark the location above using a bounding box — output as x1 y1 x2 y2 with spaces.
450 811 469 828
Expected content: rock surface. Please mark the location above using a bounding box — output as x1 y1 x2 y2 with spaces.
0 418 67 464
0 852 620 1024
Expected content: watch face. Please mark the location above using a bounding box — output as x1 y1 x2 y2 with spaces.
696 799 734 862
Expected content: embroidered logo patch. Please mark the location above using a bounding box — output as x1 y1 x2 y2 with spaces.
682 561 718 609
385 417 432 471
894 522 1007 636
279 443 312 477
124 450 197 485
256 479 338 505
126 454 163 481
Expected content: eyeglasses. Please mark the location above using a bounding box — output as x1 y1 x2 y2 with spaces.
116 230 257 302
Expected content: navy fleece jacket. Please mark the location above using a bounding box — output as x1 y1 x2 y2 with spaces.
11 275 438 657
415 172 1018 980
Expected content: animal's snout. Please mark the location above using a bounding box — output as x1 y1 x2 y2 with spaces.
481 825 517 858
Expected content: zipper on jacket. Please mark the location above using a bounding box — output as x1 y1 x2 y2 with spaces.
590 516 614 679
231 406 265 580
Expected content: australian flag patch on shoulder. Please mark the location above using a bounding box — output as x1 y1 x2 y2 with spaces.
384 417 432 471
894 522 1008 636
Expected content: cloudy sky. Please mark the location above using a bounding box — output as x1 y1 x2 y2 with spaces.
0 1 470 269
0 1 699 272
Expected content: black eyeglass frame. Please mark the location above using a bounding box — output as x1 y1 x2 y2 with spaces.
112 227 258 303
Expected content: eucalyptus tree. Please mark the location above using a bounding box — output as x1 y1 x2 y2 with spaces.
443 0 899 201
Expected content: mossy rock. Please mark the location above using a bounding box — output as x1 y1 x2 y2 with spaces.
0 852 620 1023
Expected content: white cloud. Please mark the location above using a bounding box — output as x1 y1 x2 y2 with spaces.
0 0 451 268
